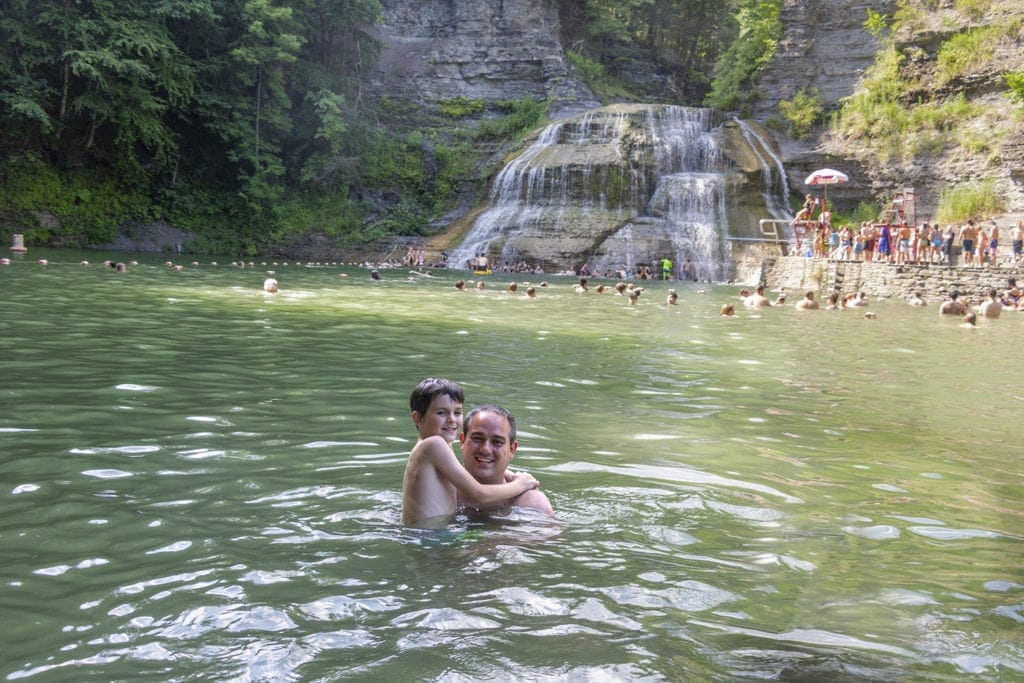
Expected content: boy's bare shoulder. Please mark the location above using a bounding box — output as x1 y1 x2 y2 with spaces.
409 434 455 462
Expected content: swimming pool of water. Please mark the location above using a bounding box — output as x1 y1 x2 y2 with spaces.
1 250 1022 680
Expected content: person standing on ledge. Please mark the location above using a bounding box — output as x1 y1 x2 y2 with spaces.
960 221 978 266
661 256 673 281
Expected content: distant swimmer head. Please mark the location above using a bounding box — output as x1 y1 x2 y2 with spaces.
370 269 381 281
263 278 279 293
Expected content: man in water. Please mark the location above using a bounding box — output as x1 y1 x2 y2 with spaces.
794 290 819 310
459 404 553 516
939 290 967 316
743 285 772 308
979 288 1002 319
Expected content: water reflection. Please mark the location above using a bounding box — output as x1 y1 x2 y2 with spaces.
1 251 1023 680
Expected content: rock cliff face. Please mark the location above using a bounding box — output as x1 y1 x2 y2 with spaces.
752 0 896 120
368 0 599 117
750 0 895 210
754 0 1024 219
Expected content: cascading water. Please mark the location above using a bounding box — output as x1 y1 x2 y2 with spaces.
449 109 635 271
736 119 792 222
450 104 789 279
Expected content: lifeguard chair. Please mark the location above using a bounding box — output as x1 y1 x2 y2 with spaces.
880 187 916 226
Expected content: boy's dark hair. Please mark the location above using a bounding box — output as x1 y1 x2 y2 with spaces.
463 404 516 443
410 377 464 416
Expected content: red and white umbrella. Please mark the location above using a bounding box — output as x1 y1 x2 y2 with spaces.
804 168 849 186
804 168 849 209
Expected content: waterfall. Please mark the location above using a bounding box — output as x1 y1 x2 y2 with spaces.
735 119 792 221
449 110 633 270
647 173 726 282
450 104 789 278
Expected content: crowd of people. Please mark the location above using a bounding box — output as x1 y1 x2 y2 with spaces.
790 194 1024 267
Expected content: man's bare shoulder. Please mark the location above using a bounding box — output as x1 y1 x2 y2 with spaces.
512 488 554 516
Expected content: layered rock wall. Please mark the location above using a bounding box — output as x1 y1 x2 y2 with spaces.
754 0 1024 218
368 0 598 116
752 0 896 120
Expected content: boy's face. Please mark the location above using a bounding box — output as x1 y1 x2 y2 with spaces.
413 394 463 443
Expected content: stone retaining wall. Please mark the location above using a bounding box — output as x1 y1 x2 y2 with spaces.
761 256 1024 302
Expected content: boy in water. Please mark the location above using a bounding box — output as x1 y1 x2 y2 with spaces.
401 378 538 528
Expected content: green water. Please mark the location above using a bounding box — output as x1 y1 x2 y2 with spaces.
1 250 1022 681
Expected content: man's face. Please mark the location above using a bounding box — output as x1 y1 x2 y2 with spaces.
413 394 462 443
459 411 517 484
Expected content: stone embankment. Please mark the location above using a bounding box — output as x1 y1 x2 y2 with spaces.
762 256 1023 302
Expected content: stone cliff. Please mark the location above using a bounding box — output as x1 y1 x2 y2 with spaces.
756 0 1024 219
368 0 599 118
367 0 1024 266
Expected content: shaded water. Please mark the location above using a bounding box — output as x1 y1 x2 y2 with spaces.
2 251 1023 681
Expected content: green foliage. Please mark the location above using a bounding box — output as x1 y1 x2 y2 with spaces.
1004 71 1024 103
439 96 485 118
565 0 738 102
0 153 151 246
833 201 883 227
835 0 1016 165
954 0 992 20
935 26 999 87
934 179 1006 224
778 88 824 138
476 97 548 141
565 50 634 102
0 0 753 254
864 9 888 37
704 0 782 114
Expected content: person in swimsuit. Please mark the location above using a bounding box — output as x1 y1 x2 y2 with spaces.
917 223 930 263
931 225 943 262
942 225 955 263
960 221 978 266
839 226 853 260
876 224 891 263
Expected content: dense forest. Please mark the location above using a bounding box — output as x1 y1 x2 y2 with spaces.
0 0 776 255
